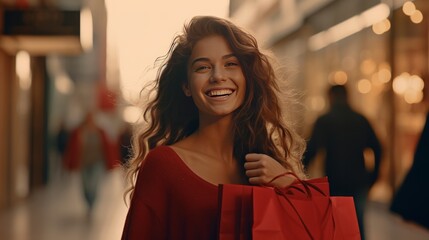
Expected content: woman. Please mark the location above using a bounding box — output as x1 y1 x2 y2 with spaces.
121 16 306 239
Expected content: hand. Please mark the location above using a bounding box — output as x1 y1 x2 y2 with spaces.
244 153 295 188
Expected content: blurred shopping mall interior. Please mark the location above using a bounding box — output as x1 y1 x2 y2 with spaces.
1 0 429 239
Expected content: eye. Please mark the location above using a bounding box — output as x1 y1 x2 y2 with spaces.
194 65 211 72
225 61 239 67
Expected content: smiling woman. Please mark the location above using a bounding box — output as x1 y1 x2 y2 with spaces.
184 35 246 117
121 16 306 240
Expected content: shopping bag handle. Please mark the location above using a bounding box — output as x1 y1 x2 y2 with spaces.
270 173 336 240
274 187 315 240
269 172 326 198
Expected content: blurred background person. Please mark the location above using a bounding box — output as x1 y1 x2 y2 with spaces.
63 112 120 214
390 111 429 230
54 121 70 178
303 84 382 240
56 122 69 162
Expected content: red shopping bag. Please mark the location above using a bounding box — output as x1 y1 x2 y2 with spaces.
252 184 361 240
330 197 361 239
218 177 331 240
252 187 333 240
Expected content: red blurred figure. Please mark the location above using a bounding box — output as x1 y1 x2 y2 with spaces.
63 112 119 211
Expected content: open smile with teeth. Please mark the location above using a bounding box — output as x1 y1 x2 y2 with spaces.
206 89 235 97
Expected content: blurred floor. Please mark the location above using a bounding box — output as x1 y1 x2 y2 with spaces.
0 168 128 240
366 201 429 240
1 170 429 240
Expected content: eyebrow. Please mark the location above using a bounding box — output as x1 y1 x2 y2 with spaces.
190 53 237 66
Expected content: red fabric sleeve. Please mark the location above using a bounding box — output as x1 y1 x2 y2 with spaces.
121 201 164 240
121 150 167 240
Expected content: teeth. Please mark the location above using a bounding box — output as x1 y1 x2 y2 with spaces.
207 89 233 97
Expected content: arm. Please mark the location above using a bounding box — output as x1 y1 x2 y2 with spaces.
365 120 382 186
302 118 326 168
121 152 167 240
244 153 296 188
122 201 164 240
243 118 329 187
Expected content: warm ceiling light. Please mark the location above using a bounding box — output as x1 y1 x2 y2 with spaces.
80 8 93 51
372 18 391 35
402 1 416 16
16 50 32 90
410 10 423 24
309 3 390 51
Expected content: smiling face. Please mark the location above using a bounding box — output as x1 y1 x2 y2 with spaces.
184 35 246 120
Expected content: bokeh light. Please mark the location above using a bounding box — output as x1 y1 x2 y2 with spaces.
402 1 416 16
393 72 425 104
410 10 423 24
358 79 372 94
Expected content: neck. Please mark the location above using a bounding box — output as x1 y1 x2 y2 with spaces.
192 115 235 162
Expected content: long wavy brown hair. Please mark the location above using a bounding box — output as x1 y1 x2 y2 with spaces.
125 16 306 200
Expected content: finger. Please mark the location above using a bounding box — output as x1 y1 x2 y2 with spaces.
248 176 270 185
245 153 264 162
244 161 261 170
248 177 262 185
245 169 262 178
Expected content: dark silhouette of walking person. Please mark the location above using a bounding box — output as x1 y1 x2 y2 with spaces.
303 84 382 240
390 111 429 229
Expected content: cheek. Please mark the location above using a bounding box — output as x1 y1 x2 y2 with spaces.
238 74 247 93
239 77 247 102
188 77 205 94
236 79 247 104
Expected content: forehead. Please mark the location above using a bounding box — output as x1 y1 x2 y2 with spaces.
190 35 233 59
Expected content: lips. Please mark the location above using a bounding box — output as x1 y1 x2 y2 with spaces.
205 89 234 97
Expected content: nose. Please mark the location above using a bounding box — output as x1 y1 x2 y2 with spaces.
210 67 227 83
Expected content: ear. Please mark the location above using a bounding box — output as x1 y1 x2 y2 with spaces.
182 83 191 97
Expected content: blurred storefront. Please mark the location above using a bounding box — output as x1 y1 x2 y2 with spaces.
0 0 123 210
0 3 63 210
231 0 429 203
